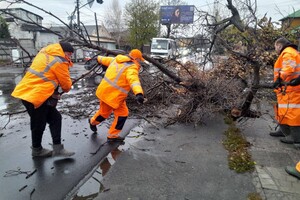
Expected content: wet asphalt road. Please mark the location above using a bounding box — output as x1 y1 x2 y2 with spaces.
0 111 140 200
0 64 141 200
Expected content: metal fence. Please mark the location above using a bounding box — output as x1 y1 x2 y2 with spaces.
0 39 16 63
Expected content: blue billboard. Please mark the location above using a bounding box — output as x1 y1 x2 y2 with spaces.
160 5 194 25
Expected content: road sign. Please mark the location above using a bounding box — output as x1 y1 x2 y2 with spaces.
160 5 194 25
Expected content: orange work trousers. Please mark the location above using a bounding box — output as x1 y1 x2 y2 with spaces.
90 100 128 138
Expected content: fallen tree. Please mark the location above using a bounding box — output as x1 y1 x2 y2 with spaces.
1 0 298 128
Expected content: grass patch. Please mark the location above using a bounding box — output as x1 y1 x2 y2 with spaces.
223 116 256 173
247 192 262 200
223 115 234 125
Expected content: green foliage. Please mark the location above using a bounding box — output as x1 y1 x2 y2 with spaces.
223 121 256 173
124 0 159 49
0 16 10 39
247 193 263 200
223 115 234 125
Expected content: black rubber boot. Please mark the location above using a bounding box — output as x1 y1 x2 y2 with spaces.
107 137 124 143
88 119 97 132
280 135 294 144
291 127 300 148
269 129 284 137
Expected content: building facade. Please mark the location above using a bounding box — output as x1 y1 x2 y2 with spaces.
0 8 59 65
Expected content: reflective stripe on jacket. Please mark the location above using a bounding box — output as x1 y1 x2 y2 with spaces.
96 55 143 109
274 46 300 93
11 43 73 108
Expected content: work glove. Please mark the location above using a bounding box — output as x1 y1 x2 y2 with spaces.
136 93 144 104
272 77 282 89
288 76 300 86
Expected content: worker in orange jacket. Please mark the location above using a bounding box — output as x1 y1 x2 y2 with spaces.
11 42 75 157
89 49 145 142
273 37 300 148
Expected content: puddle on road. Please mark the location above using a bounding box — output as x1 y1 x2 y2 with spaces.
71 148 121 199
71 125 144 200
0 72 23 113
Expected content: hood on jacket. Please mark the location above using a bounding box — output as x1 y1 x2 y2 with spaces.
115 55 132 63
280 44 299 54
43 43 73 66
115 54 141 69
44 43 66 58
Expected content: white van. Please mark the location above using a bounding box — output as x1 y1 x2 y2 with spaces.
150 38 176 60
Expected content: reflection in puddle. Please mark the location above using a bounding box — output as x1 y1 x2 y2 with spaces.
71 125 144 200
72 148 122 199
0 72 24 113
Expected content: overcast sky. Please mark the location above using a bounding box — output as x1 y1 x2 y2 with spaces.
0 0 299 26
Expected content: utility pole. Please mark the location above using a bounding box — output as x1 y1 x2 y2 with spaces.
69 0 104 39
213 0 219 20
166 23 171 38
77 0 80 33
94 12 100 45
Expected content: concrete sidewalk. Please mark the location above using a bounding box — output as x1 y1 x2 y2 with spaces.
241 109 300 200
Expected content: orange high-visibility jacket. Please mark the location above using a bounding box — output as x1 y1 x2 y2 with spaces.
11 43 73 108
96 55 144 109
274 46 300 126
297 161 300 173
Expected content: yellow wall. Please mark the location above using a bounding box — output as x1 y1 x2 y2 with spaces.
282 18 300 29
